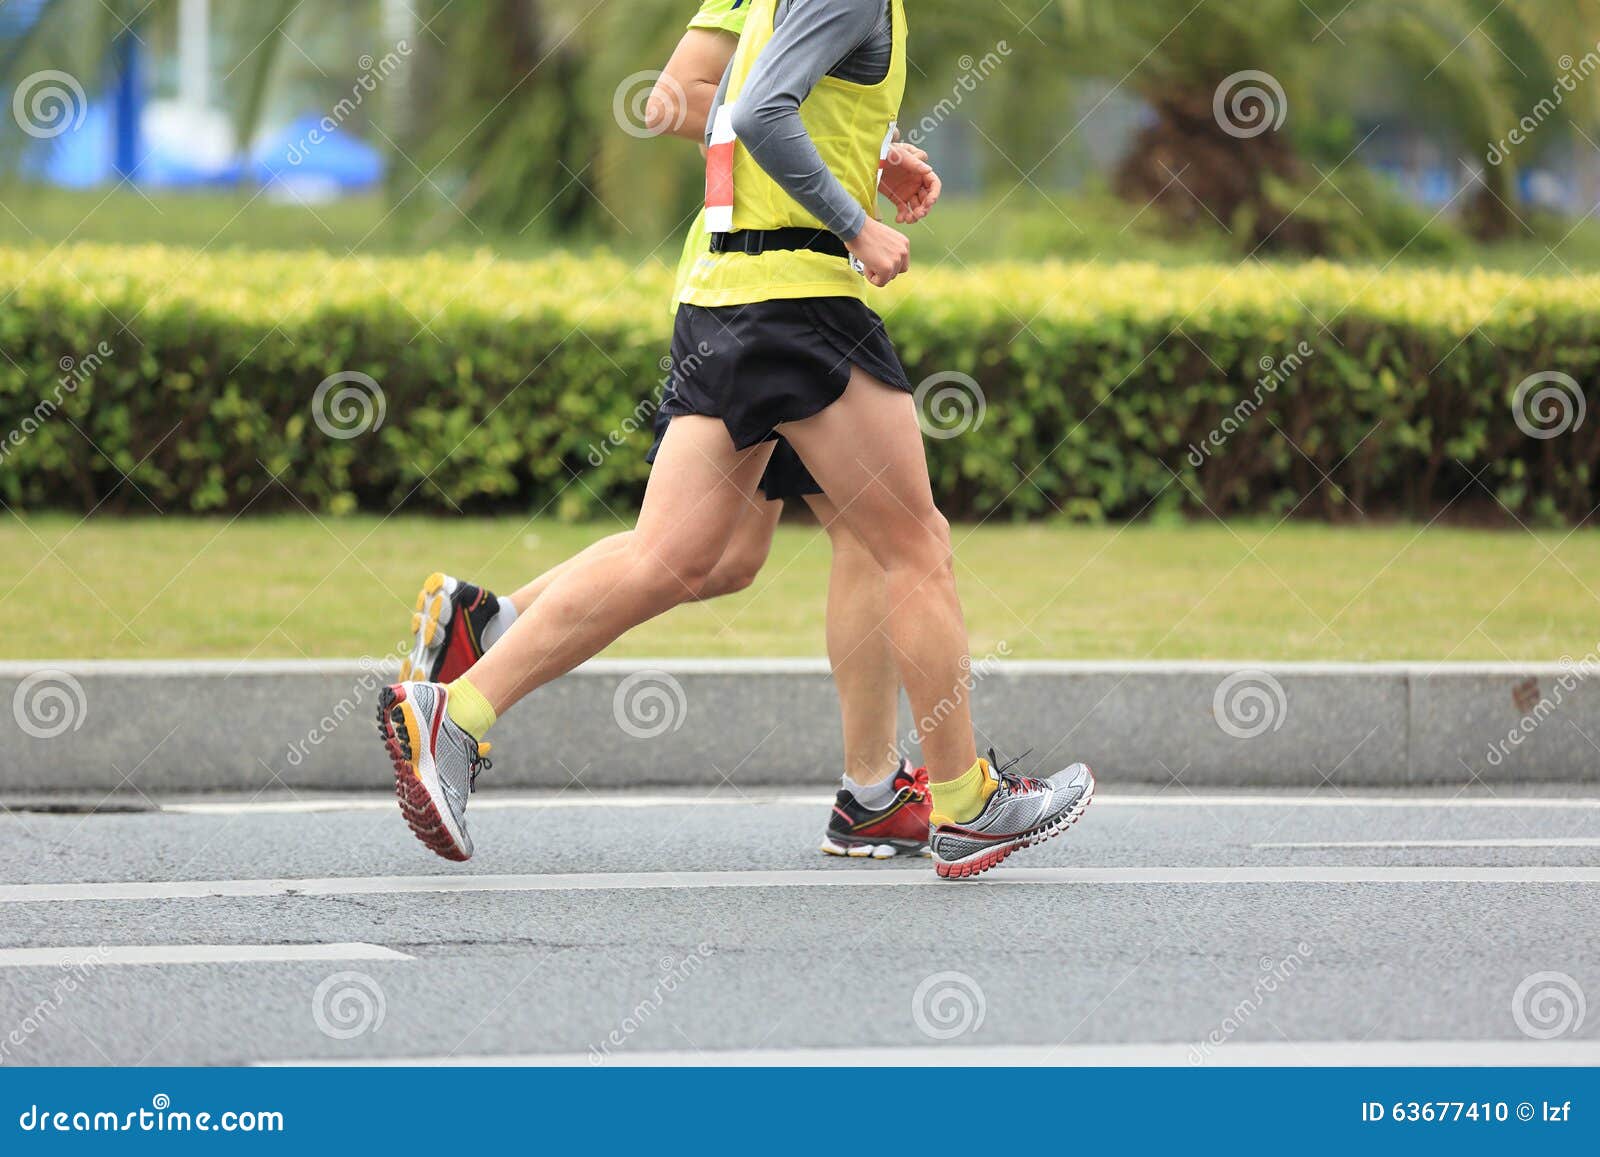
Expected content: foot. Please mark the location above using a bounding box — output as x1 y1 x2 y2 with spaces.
401 573 508 684
819 759 933 859
930 753 1095 879
375 681 492 862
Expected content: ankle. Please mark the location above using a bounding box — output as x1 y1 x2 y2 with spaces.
927 757 994 825
444 675 497 738
842 762 900 810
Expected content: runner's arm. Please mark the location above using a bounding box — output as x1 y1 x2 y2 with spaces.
728 0 881 240
647 29 739 142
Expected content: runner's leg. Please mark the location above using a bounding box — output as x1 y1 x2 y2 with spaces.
505 536 627 612
463 416 775 714
778 367 975 782
803 494 900 785
506 499 780 612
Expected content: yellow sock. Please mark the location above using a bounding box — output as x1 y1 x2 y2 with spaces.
444 676 497 738
928 758 997 825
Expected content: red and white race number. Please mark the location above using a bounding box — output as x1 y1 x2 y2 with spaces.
877 119 898 187
705 103 737 233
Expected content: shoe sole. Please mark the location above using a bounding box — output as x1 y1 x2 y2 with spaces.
375 685 472 862
932 769 1096 880
819 834 933 860
398 573 452 683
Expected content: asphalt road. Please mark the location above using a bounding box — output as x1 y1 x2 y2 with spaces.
0 786 1597 1066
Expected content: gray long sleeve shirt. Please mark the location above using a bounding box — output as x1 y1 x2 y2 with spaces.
710 0 893 241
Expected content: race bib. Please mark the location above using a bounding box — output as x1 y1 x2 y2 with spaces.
705 103 737 233
877 119 898 188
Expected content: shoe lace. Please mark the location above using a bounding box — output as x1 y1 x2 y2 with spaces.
466 740 493 792
987 747 1044 794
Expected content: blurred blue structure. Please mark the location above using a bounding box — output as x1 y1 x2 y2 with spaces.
250 115 385 199
0 0 51 76
110 32 141 179
28 104 111 187
15 22 384 196
32 103 383 194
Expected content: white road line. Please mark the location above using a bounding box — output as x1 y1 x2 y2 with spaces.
1259 838 1600 850
157 792 1600 816
160 795 834 815
1110 795 1600 809
262 1040 1600 1068
0 943 411 967
4 865 1598 906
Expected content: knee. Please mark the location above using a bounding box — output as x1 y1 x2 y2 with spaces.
697 540 771 599
633 542 725 605
697 557 760 599
884 507 953 578
823 519 877 567
924 510 955 574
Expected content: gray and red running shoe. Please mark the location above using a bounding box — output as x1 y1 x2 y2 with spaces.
400 573 507 684
819 759 933 859
929 752 1095 879
375 681 491 862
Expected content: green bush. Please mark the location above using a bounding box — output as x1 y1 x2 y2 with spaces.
1 243 1598 523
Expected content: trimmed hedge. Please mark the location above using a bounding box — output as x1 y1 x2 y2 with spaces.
2 243 1599 522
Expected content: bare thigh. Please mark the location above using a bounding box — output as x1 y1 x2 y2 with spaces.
634 414 776 590
777 368 945 563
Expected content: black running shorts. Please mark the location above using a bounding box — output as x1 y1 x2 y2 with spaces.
647 407 820 502
645 296 912 501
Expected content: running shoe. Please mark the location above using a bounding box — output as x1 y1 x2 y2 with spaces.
819 759 932 859
375 681 492 862
929 751 1095 879
400 573 506 684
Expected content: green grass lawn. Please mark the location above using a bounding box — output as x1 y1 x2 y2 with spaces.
4 514 1597 662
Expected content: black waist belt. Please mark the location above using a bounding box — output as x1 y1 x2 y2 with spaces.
708 227 849 259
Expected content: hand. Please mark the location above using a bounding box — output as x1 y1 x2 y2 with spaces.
888 124 921 158
881 143 941 224
845 217 910 287
893 139 929 164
